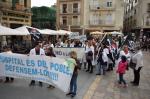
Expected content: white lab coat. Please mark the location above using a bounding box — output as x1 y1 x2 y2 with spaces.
30 48 45 55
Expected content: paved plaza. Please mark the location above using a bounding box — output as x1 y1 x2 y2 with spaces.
0 51 150 99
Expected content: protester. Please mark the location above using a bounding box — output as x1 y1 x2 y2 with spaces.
46 47 56 88
118 45 131 64
29 42 45 87
3 46 14 83
67 40 74 47
130 45 143 86
116 55 128 87
96 43 109 75
63 40 68 47
83 40 88 69
85 40 94 73
66 51 80 98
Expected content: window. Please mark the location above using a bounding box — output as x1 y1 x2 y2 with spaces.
134 9 136 14
62 4 67 13
107 2 112 7
148 3 150 11
135 0 137 3
62 16 67 25
24 0 27 7
2 0 6 2
72 16 78 25
73 3 78 13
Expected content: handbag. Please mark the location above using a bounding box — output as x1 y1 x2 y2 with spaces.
129 59 136 69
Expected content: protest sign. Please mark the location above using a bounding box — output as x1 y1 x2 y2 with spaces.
0 53 75 92
53 47 84 61
79 35 87 41
69 32 79 39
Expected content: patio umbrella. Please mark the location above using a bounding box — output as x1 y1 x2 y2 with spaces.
109 31 123 35
57 30 72 35
90 31 104 35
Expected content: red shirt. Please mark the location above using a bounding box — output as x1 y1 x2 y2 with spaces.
117 61 127 74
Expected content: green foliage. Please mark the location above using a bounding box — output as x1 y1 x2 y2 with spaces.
31 6 56 29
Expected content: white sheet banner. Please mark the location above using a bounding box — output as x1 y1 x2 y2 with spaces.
53 48 84 61
0 53 76 92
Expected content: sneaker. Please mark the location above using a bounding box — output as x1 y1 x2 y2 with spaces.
4 80 9 83
39 83 43 87
96 73 101 75
66 92 72 96
123 84 128 88
0 79 3 83
89 71 93 73
86 70 89 72
71 94 76 98
47 85 55 89
29 83 35 86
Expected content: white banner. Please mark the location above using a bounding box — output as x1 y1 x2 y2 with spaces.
69 32 79 39
79 35 87 41
53 48 84 61
0 53 76 92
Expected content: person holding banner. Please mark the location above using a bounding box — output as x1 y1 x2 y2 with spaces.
66 51 80 98
29 42 45 87
46 47 56 89
3 46 14 83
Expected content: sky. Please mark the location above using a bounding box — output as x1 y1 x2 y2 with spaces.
31 0 56 7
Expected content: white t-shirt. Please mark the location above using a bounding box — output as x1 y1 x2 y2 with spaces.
132 50 143 70
119 50 131 62
102 48 109 62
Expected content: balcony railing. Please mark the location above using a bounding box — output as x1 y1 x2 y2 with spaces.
89 4 115 11
0 1 11 9
72 22 80 26
0 1 31 13
146 20 150 26
89 19 114 26
60 8 80 14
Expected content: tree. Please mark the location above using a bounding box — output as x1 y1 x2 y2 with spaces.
31 6 56 30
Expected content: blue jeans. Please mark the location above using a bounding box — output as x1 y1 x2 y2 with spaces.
96 62 107 75
70 75 77 95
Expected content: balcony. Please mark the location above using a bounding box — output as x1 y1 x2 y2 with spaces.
60 9 80 15
0 1 31 13
146 20 150 26
147 8 150 12
89 4 115 11
73 8 80 13
89 19 115 26
0 1 12 9
72 22 80 26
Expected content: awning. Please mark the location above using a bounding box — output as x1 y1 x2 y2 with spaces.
0 25 29 35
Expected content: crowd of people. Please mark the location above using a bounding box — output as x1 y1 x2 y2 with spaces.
0 34 146 97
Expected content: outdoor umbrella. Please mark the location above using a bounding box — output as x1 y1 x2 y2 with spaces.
39 29 59 35
90 31 104 35
57 30 72 35
0 25 29 35
109 31 123 35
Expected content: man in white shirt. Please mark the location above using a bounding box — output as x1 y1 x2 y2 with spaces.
130 46 143 86
29 42 45 87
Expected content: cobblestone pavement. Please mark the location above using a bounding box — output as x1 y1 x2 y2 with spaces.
87 51 150 99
